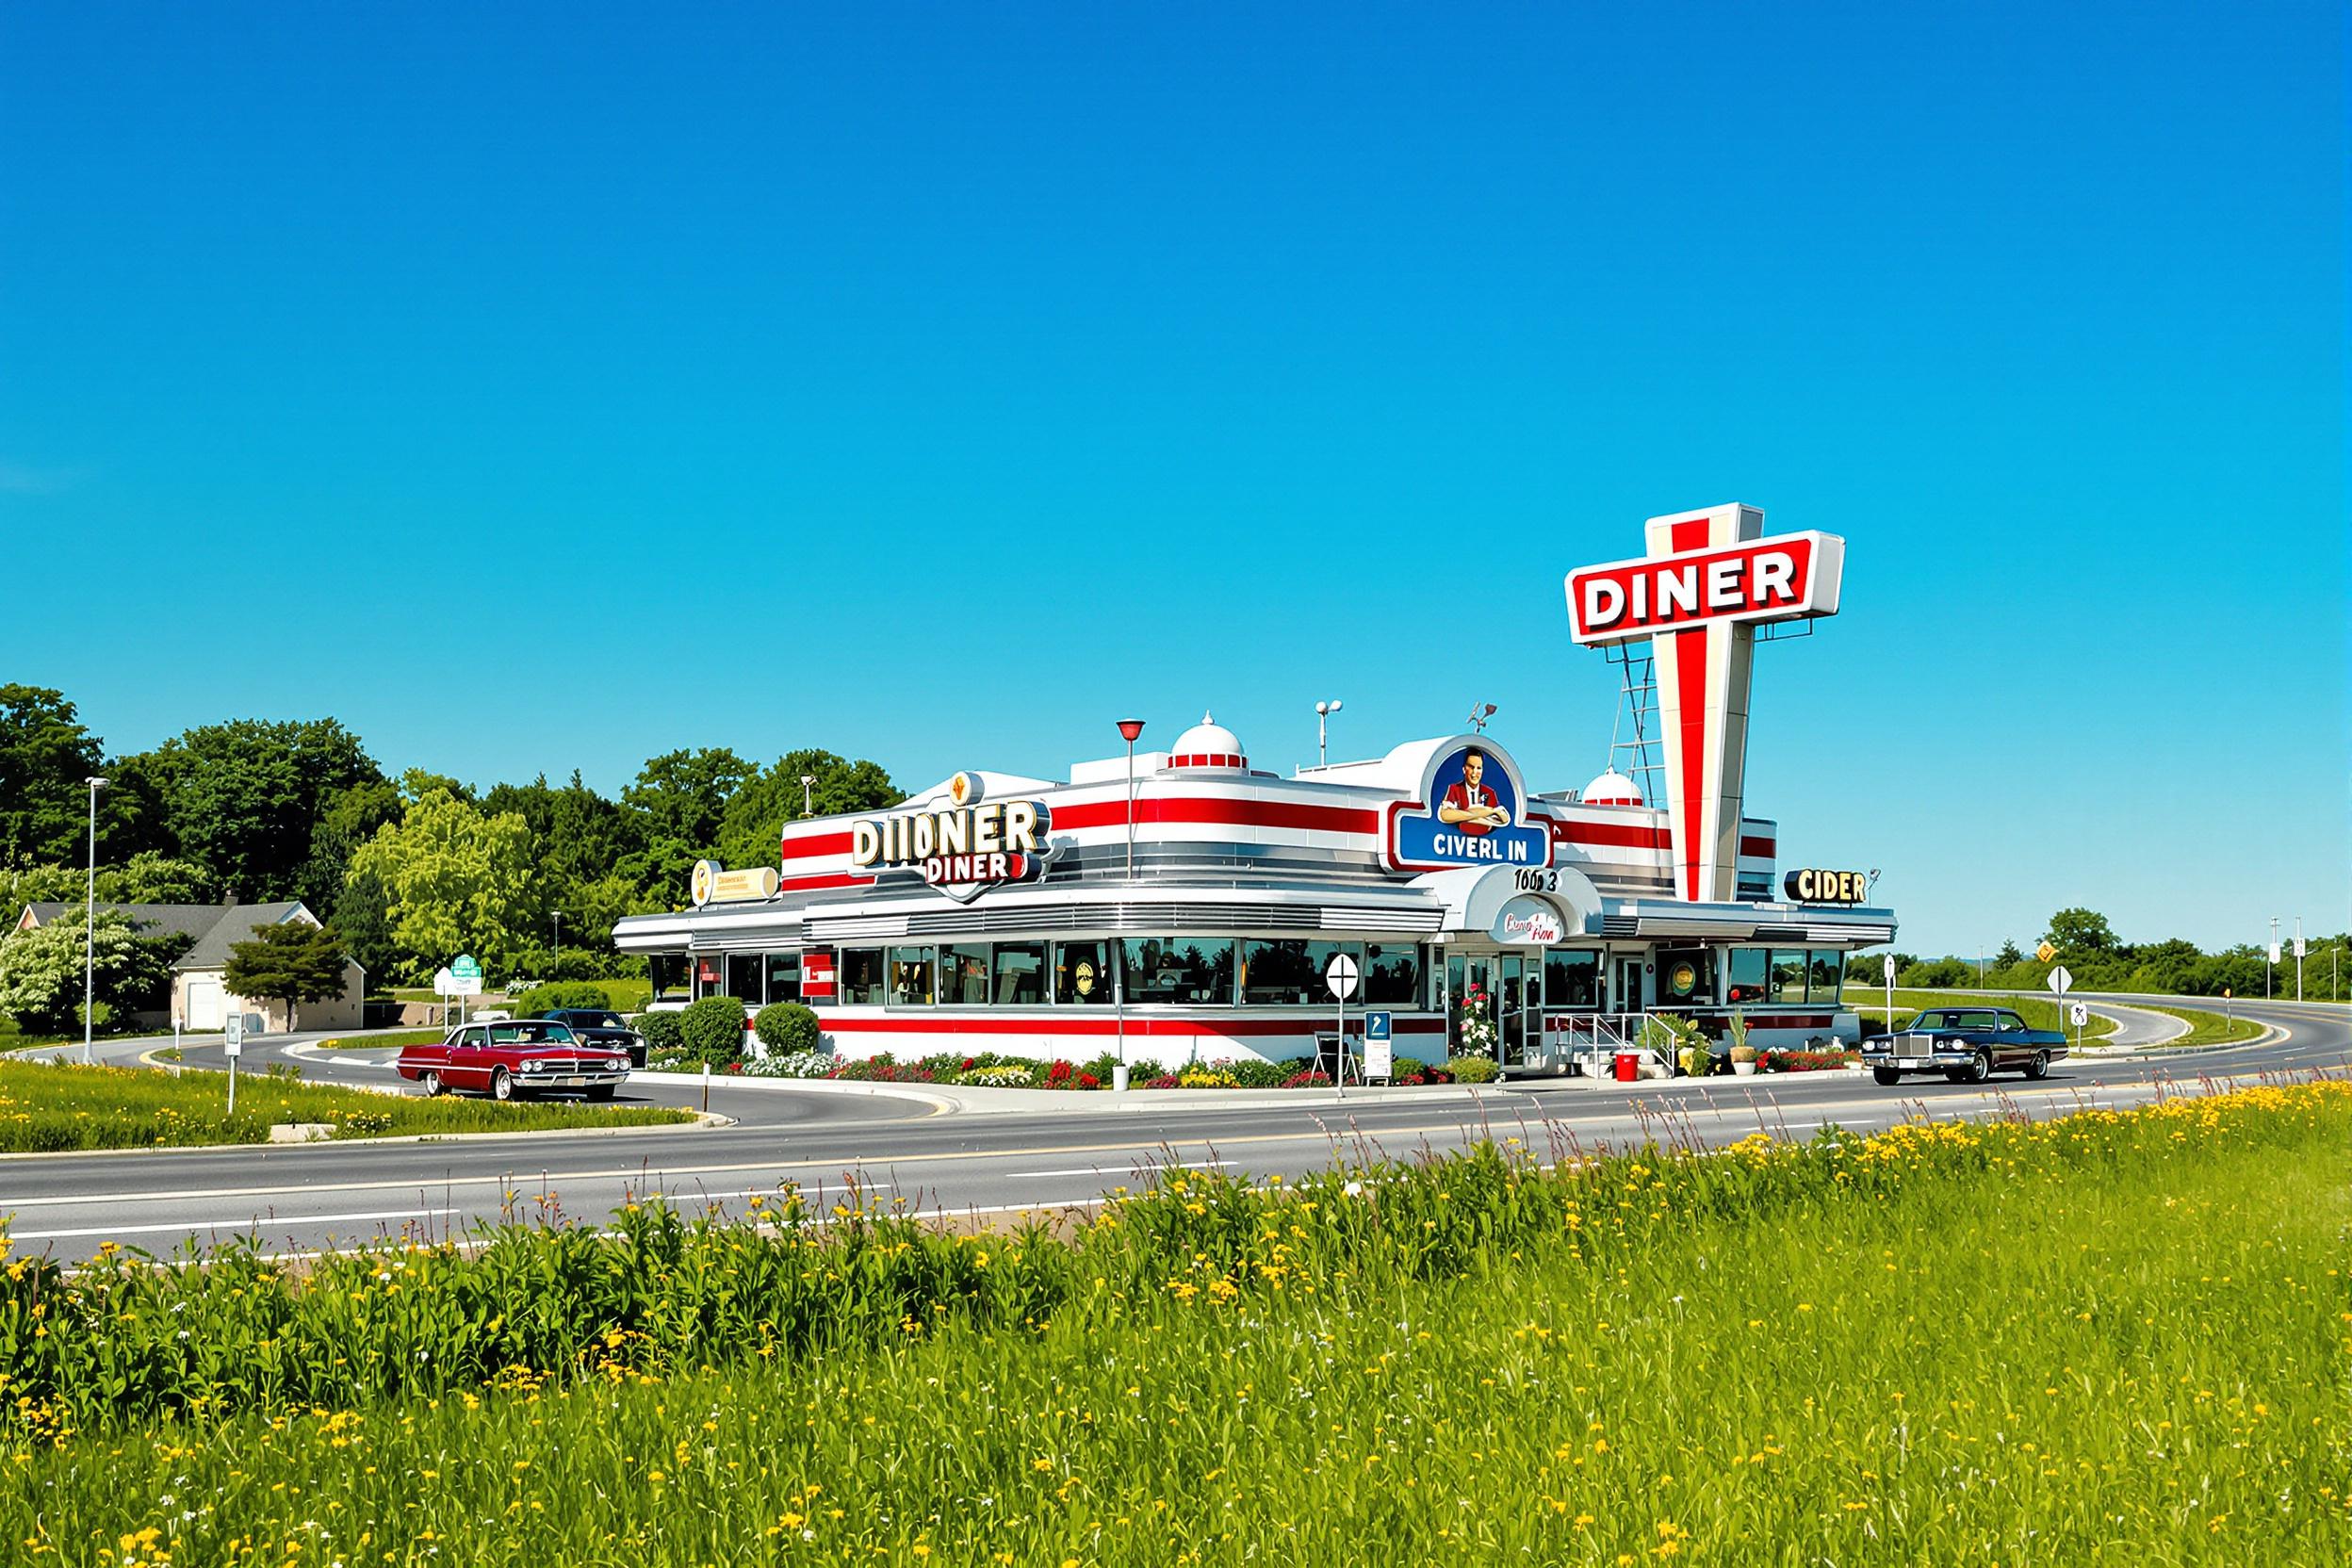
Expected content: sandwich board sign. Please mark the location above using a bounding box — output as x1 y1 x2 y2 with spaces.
1364 1010 1393 1080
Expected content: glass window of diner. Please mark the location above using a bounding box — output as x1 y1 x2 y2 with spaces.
1120 938 1235 1004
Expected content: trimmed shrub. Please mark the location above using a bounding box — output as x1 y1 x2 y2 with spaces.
678 997 748 1065
1445 1054 1501 1084
1225 1057 1295 1089
633 1011 686 1052
754 1003 822 1056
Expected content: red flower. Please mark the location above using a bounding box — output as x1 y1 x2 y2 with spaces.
1046 1060 1074 1085
1077 1072 1101 1089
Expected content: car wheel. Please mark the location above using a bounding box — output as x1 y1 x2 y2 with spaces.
1972 1049 1995 1084
1872 1066 1903 1086
490 1068 514 1102
418 1070 443 1098
2025 1050 2050 1081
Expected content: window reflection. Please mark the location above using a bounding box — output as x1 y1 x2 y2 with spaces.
839 949 886 1005
938 944 990 1005
889 946 936 1006
990 942 1047 1004
1120 938 1235 1004
1054 940 1114 1005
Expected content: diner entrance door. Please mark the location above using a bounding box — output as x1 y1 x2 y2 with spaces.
1448 950 1544 1069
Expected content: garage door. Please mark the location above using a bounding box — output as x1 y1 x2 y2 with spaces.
184 976 223 1030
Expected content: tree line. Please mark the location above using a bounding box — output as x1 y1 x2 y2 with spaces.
1847 906 2350 1002
0 684 901 1026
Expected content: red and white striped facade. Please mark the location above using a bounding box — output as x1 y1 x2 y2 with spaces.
615 717 1897 1070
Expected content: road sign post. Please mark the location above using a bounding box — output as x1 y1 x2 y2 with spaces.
1882 953 1896 1037
1364 1011 1394 1082
1326 952 1362 1098
223 1012 242 1116
2069 999 2087 1052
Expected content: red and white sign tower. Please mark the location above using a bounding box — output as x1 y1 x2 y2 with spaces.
1564 504 1845 903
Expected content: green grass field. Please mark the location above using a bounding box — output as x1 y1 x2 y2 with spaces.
2 1080 2344 1563
2128 1001 2269 1049
1842 986 2121 1038
0 1061 693 1152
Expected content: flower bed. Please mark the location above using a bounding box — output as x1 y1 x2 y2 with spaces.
1757 1047 1858 1072
646 1047 1487 1090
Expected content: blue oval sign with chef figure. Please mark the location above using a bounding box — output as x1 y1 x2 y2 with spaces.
1385 739 1551 873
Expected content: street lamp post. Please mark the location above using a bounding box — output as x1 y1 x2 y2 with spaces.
1114 719 1146 1091
799 775 817 817
551 910 564 977
1314 699 1342 768
81 776 106 1064
2268 916 2278 1001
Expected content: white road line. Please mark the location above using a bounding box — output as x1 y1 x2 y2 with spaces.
10 1206 458 1241
1001 1158 1233 1180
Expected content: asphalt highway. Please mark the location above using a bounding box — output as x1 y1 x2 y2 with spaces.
5 994 2342 1264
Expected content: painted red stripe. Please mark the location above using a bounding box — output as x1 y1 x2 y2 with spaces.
1552 819 1672 851
1052 797 1382 835
820 1014 1446 1037
776 872 874 892
780 831 854 861
1673 625 1708 900
1669 516 1712 552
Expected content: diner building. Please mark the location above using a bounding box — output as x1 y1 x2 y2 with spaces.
612 715 1896 1075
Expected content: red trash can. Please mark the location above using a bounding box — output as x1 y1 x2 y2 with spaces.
1613 1052 1640 1083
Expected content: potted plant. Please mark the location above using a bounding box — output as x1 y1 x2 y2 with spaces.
1726 1009 1756 1075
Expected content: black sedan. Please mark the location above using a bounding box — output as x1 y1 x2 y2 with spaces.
532 1007 648 1069
1862 1006 2068 1086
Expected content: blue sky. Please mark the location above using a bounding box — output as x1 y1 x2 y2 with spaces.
3 2 2342 957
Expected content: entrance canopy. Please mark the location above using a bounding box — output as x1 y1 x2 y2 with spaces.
1409 862 1602 944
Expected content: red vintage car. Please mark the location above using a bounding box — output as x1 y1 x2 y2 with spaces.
395 1020 633 1102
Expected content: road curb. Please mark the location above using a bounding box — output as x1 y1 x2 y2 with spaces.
0 1110 730 1165
2066 1021 2285 1057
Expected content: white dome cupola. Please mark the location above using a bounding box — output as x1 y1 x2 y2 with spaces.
1168 711 1249 773
1580 767 1643 807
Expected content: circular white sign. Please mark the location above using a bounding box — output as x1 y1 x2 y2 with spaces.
1325 953 1361 1000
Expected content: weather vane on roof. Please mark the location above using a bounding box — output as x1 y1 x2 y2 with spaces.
1465 702 1496 734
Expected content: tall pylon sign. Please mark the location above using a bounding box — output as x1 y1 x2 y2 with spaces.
1564 504 1846 903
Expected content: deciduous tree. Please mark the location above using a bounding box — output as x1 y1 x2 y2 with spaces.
221 921 350 1021
346 790 535 982
0 685 106 871
0 909 187 1035
130 719 384 901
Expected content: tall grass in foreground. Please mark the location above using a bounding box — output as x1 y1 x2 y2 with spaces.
0 1061 691 1152
4 1080 2348 1563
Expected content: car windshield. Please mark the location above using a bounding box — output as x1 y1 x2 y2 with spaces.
488 1021 575 1046
572 1011 627 1029
1911 1009 1999 1032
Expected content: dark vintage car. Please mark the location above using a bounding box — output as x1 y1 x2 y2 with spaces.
533 1007 649 1069
1863 1006 2067 1086
396 1020 632 1101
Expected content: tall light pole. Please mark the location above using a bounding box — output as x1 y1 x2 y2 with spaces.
1116 720 1145 879
551 910 565 978
2295 916 2303 1002
2268 916 2278 1001
82 776 106 1064
1314 699 1343 768
1114 719 1145 1093
799 775 817 817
